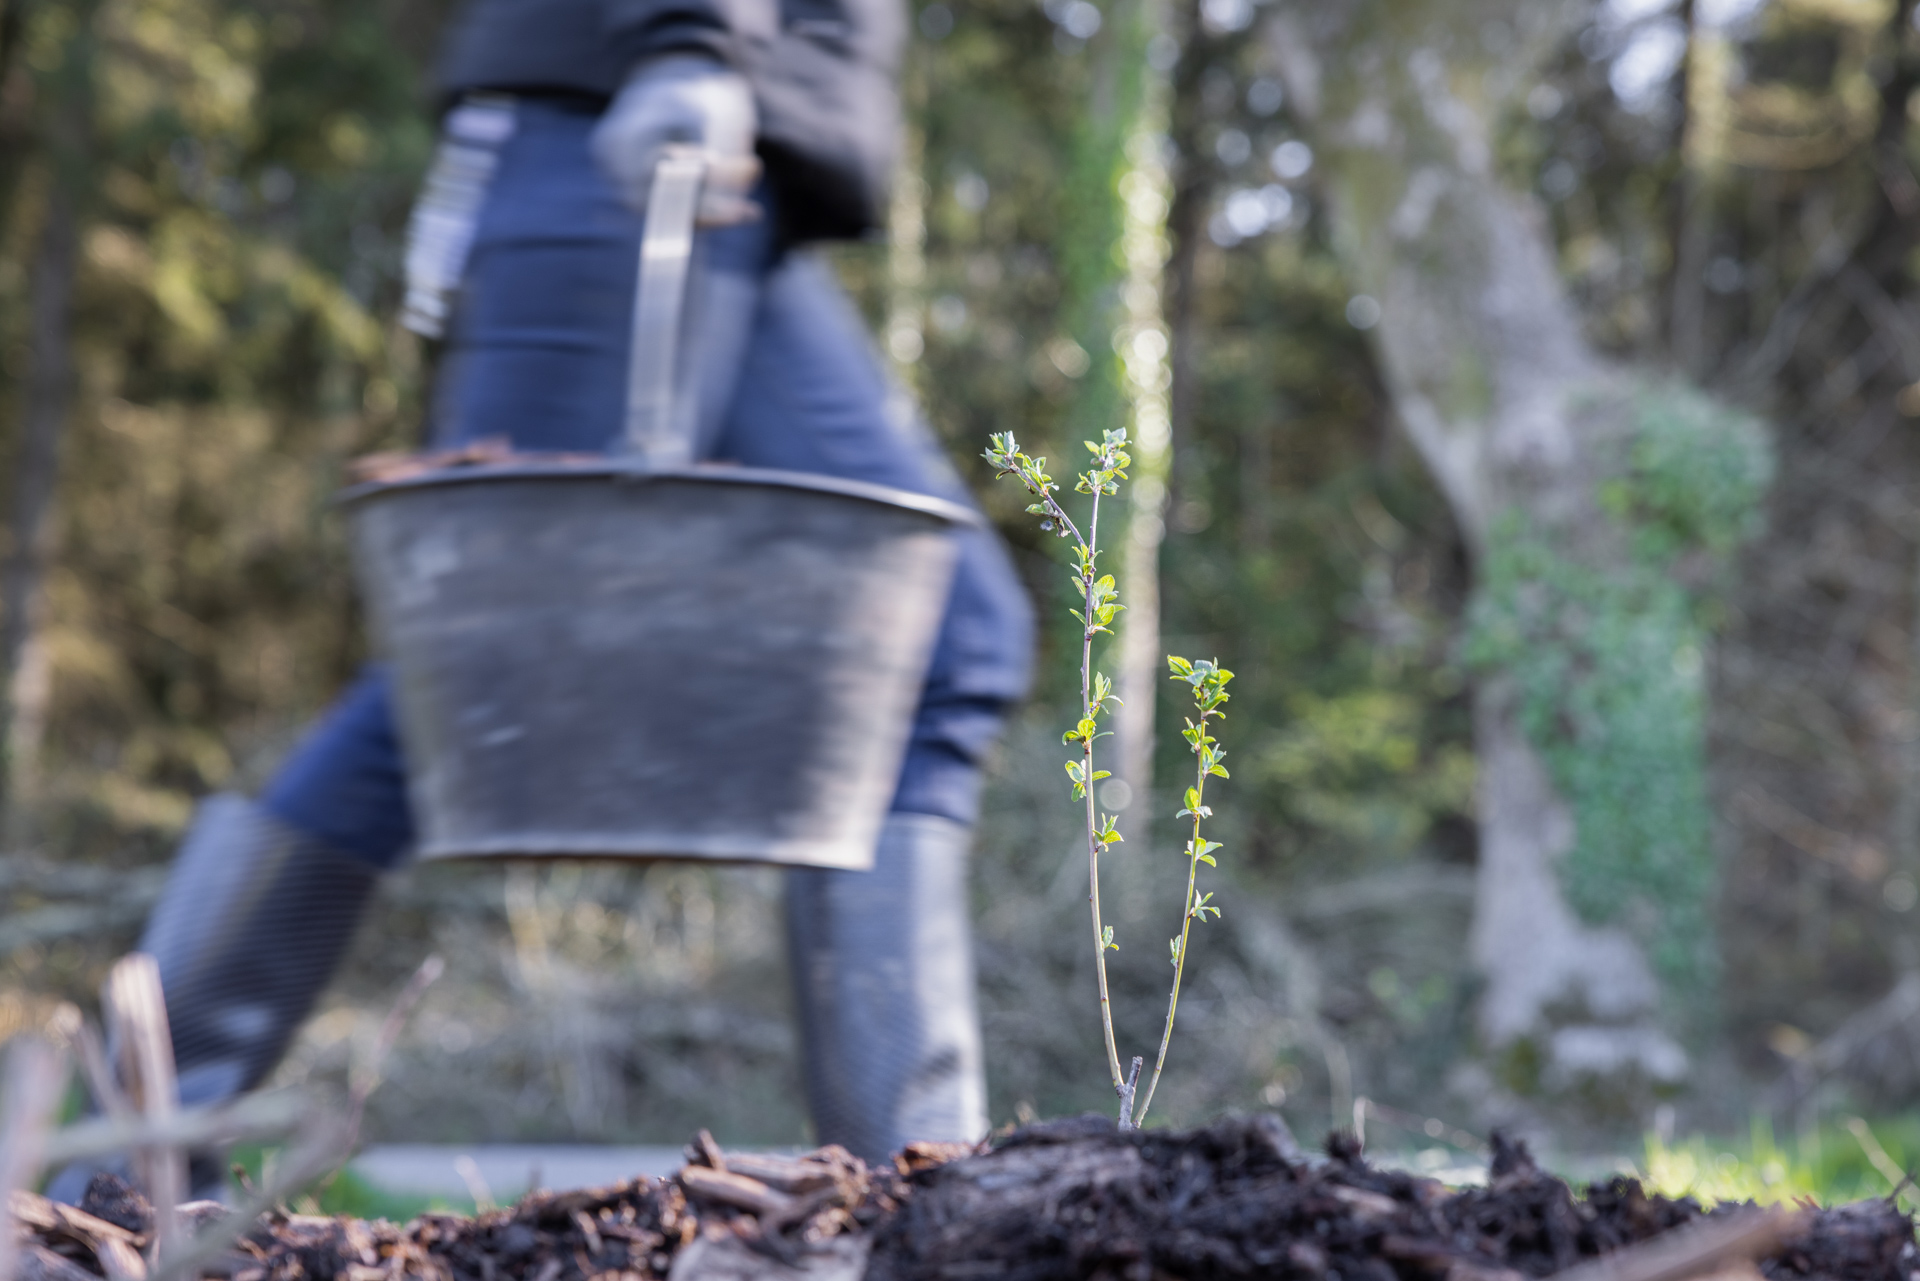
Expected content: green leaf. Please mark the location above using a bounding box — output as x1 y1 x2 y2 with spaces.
1102 925 1118 951
1209 764 1230 778
1198 853 1216 867
1184 786 1200 811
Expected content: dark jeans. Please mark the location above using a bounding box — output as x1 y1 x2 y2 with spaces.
265 99 1032 867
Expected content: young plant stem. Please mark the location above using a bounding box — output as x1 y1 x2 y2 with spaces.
1080 484 1126 1106
1134 658 1230 1129
984 431 1134 1122
1136 717 1210 1125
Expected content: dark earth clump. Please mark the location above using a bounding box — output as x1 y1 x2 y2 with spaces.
863 1118 1913 1281
77 1170 154 1234
31 1119 1918 1281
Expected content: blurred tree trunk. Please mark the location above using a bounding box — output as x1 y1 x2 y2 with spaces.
885 57 927 386
1108 70 1172 814
1 1 92 846
1866 0 1920 928
1113 0 1205 813
1061 0 1171 814
1263 1 1687 1079
1161 6 1209 512
1665 0 1712 376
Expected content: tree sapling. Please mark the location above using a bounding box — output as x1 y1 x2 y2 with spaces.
985 429 1232 1129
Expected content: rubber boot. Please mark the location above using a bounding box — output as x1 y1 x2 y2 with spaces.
47 794 381 1203
785 812 986 1164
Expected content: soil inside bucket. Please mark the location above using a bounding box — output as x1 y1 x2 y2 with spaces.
27 1118 1913 1281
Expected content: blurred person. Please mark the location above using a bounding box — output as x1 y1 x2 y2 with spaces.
52 0 1031 1199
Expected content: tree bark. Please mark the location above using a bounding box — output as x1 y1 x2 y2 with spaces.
1110 85 1174 813
1114 0 1207 812
1 21 90 843
1055 0 1173 815
1264 0 1684 1078
2 173 79 838
884 58 927 381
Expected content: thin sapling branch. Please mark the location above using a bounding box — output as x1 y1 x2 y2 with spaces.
985 429 1132 1113
1132 657 1232 1128
987 432 1234 1133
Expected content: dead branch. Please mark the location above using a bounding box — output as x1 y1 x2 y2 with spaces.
44 1004 132 1132
1770 970 1920 1106
14 1246 99 1281
9 1190 143 1244
38 1093 303 1169
340 954 445 1159
146 1111 349 1281
103 956 183 1265
1543 1207 1804 1281
676 1167 794 1219
0 1037 71 1281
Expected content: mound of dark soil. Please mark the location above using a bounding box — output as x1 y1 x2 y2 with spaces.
19 1118 1913 1281
864 1117 1911 1281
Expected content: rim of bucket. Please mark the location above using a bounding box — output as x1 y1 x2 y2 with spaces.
337 457 984 529
412 831 875 870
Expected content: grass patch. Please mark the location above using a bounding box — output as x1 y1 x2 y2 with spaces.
1637 1115 1919 1208
228 1147 476 1222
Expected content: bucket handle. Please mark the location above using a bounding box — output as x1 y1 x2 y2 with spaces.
624 148 707 465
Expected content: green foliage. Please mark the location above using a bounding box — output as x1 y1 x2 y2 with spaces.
2 0 438 860
1133 653 1231 1126
1260 690 1476 851
1598 383 1776 564
1636 1115 1920 1211
1465 382 1772 992
230 1146 467 1221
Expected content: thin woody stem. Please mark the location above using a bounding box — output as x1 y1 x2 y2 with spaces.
1134 706 1209 1127
1047 500 1087 548
1083 477 1124 1102
991 438 1130 1121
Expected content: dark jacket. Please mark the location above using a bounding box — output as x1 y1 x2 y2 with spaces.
436 0 904 241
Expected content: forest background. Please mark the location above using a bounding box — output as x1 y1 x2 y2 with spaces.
2 0 1918 1177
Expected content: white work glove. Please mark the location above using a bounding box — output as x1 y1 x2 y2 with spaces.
590 54 761 226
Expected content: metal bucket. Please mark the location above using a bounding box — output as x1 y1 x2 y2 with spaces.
340 152 969 870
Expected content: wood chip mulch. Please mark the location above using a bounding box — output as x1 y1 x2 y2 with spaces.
12 1118 1915 1281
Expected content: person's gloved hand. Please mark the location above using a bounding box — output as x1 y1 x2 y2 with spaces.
590 54 761 226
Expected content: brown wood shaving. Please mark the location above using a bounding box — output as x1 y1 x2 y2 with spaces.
15 1124 1913 1281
